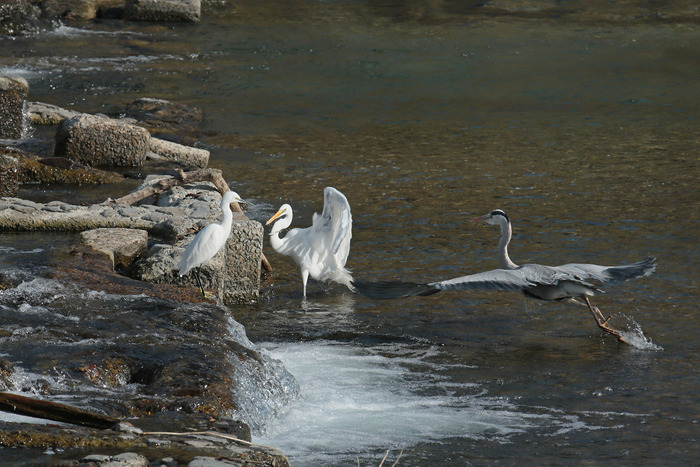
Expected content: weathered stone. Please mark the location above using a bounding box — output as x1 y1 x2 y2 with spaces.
79 228 148 270
148 137 210 169
125 0 201 23
0 76 28 139
55 114 150 167
0 198 190 238
0 154 19 197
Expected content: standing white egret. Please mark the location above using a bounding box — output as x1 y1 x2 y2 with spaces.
352 209 656 343
179 190 242 297
266 187 355 298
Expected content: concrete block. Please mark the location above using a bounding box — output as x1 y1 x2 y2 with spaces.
224 219 263 304
55 114 150 167
0 76 28 139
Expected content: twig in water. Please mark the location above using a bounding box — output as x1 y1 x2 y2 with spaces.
391 449 404 467
378 450 390 466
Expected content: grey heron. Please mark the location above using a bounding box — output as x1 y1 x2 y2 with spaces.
266 187 355 298
179 190 243 297
353 209 656 343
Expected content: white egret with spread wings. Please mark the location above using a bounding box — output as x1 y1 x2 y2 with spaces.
266 187 355 298
353 209 656 343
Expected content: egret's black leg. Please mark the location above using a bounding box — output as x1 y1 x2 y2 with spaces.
196 266 206 297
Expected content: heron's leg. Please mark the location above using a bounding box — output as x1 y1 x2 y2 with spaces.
583 296 627 343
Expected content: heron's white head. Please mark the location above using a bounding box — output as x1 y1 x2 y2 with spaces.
222 190 242 207
472 209 510 226
266 204 293 234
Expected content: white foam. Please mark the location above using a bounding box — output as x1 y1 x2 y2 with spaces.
254 341 588 465
617 314 663 351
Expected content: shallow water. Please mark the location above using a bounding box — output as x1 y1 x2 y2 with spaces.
1 1 699 465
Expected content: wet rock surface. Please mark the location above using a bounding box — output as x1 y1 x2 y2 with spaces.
0 413 289 466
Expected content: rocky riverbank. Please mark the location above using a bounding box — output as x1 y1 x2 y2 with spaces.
0 73 291 464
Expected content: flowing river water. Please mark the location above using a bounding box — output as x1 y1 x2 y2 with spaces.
1 1 698 465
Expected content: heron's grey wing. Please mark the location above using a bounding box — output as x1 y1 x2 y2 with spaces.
316 187 352 261
430 267 539 291
555 257 656 285
433 263 601 291
354 267 544 300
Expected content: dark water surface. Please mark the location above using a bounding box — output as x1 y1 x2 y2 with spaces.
1 1 698 465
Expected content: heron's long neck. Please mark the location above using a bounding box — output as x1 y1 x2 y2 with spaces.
269 216 292 254
269 229 287 254
220 202 234 232
498 220 518 269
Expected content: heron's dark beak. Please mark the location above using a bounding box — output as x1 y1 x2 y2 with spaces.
266 208 285 225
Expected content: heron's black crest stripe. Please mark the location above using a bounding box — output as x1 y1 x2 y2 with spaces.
490 209 509 222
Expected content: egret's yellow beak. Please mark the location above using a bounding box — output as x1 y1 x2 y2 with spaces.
266 208 286 225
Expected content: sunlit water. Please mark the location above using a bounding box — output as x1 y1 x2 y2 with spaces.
1 1 698 465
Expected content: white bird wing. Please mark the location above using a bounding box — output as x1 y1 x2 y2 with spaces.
311 187 352 266
179 224 222 275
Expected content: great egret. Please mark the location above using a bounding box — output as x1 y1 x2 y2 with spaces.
179 190 242 297
353 209 656 343
266 187 355 298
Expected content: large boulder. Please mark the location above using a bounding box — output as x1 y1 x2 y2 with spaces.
54 114 150 167
0 76 28 139
125 0 201 23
